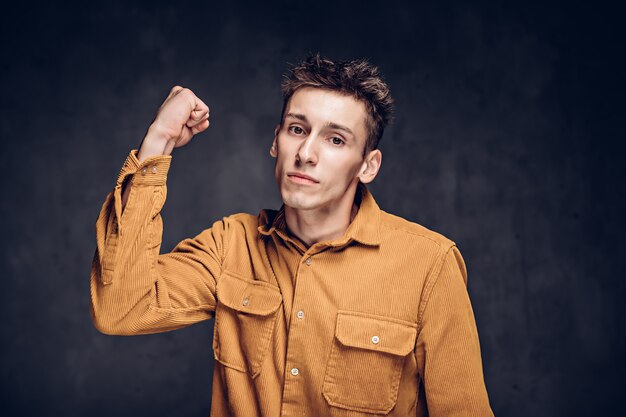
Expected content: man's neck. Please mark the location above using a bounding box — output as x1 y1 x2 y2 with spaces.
284 186 360 249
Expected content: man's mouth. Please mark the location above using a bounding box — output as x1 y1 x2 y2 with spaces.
287 172 319 184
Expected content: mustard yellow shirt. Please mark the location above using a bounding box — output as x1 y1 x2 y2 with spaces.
90 149 494 417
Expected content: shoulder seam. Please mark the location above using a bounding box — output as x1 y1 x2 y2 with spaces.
416 243 457 332
380 222 453 249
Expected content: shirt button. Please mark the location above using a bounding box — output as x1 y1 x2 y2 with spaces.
291 367 299 376
151 165 158 174
371 335 380 344
296 310 305 319
305 257 312 266
141 167 147 175
242 297 250 306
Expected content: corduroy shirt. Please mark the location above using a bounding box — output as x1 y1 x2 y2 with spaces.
90 149 494 417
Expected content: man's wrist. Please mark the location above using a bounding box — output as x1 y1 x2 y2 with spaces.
137 124 174 163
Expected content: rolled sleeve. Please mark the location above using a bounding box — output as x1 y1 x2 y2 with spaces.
111 150 172 235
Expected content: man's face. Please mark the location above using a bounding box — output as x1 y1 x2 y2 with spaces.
271 87 375 211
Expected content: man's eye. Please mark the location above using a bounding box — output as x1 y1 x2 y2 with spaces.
289 126 304 135
331 137 345 145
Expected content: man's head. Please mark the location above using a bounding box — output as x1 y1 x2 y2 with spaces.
278 53 393 157
270 54 394 212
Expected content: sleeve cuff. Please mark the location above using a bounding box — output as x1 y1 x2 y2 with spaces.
116 149 172 186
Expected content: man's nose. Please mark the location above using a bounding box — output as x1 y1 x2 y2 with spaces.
296 133 318 164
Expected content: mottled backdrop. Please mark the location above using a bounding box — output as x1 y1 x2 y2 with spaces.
1 0 624 416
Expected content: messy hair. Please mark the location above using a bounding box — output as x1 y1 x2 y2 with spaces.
280 53 394 157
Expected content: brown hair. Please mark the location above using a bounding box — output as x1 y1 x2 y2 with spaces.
280 53 394 157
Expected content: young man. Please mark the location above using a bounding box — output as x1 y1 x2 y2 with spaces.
90 54 494 416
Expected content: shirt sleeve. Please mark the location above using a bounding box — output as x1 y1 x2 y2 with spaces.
415 244 494 416
90 149 226 336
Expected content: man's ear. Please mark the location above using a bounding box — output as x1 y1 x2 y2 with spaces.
357 149 382 184
270 124 280 158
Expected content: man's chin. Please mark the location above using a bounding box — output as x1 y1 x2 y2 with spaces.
283 200 316 211
280 193 319 211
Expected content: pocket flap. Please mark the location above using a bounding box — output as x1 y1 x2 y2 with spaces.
335 311 417 356
216 272 283 316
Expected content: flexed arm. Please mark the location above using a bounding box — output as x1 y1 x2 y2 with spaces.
90 86 222 336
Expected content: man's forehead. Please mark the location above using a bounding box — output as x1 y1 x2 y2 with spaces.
285 88 368 134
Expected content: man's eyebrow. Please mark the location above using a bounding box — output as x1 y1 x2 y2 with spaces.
285 113 354 137
285 113 308 122
326 122 354 137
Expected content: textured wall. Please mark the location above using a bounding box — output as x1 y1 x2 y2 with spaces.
1 1 624 416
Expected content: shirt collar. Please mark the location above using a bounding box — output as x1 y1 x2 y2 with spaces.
257 182 381 248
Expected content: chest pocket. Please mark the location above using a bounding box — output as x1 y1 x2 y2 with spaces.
212 271 283 379
322 311 418 414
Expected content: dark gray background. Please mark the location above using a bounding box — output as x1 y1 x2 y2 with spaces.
1 0 624 416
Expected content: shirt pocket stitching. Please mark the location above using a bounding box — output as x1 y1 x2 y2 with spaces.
322 310 417 414
212 271 283 378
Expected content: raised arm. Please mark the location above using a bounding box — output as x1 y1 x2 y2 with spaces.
90 86 220 336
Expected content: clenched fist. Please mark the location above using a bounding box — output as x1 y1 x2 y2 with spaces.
137 86 210 163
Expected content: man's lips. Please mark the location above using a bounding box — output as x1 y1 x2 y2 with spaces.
287 172 319 184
